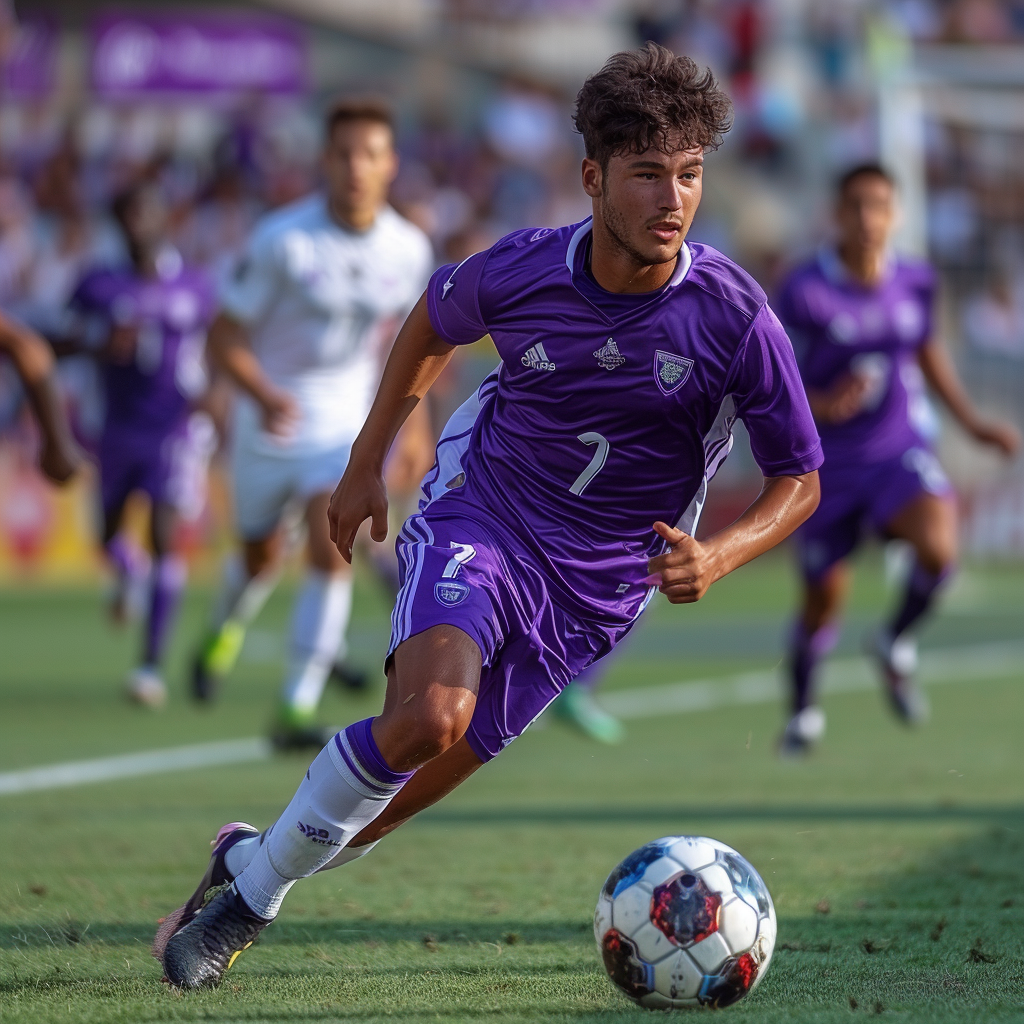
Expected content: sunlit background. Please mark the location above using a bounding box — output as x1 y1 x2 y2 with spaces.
0 0 1022 582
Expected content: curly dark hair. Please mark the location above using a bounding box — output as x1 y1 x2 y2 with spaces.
573 43 732 168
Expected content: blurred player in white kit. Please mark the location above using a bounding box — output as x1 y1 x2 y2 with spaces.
192 99 433 748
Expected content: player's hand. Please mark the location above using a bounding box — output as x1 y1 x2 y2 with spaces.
38 435 86 484
970 418 1021 458
646 521 720 604
814 374 870 425
328 458 389 563
258 387 301 438
107 325 138 365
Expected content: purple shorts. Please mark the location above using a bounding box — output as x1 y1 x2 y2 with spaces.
99 412 215 522
387 506 637 762
796 444 953 581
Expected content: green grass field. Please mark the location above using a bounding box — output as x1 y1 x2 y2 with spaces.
1 550 1022 1023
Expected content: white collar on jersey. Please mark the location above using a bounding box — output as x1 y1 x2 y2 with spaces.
565 217 692 288
817 243 895 287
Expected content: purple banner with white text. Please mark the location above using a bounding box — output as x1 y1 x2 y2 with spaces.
2 16 58 97
91 12 307 98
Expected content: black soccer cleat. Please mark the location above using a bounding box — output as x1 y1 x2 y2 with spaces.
191 651 217 703
152 822 260 962
329 660 371 692
867 629 929 726
161 884 272 989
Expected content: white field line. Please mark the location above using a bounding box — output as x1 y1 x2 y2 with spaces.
599 639 1024 720
0 737 272 796
1 641 1020 797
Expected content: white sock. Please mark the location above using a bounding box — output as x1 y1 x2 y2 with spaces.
214 553 280 630
281 570 352 715
234 722 412 919
225 833 379 879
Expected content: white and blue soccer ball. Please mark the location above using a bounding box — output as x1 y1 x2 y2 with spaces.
594 836 776 1010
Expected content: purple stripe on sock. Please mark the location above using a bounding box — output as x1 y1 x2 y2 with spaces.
332 732 390 796
348 718 415 788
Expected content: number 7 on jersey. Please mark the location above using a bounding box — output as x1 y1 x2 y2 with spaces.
569 431 610 495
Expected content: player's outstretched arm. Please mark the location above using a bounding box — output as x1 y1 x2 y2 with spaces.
648 471 820 604
917 341 1021 456
0 311 83 483
206 311 300 437
328 293 457 562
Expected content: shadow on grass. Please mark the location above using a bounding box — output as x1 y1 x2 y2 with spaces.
419 803 1024 825
0 917 591 951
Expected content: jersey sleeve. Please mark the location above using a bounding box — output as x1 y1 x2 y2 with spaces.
219 222 282 327
425 249 491 346
729 305 823 477
67 272 112 351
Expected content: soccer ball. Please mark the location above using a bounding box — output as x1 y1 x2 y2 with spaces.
594 835 776 1010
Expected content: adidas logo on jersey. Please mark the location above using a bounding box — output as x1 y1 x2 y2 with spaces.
521 343 556 371
593 337 625 370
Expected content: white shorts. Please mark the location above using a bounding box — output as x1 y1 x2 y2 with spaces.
231 437 352 541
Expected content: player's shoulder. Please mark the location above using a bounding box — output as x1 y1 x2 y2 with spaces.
893 255 936 291
683 242 767 322
476 222 581 280
72 265 124 304
777 253 823 295
373 206 433 263
249 193 325 243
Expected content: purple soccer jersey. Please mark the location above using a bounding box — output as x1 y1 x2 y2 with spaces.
425 220 822 621
71 255 215 513
386 221 822 760
72 256 215 437
775 248 936 466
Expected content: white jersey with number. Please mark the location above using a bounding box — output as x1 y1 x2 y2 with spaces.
221 194 433 455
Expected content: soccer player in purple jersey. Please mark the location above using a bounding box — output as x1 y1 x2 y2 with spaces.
775 164 1020 754
156 44 823 989
70 182 216 708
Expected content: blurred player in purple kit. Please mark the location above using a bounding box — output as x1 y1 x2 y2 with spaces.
776 164 1020 754
70 182 216 707
155 44 824 988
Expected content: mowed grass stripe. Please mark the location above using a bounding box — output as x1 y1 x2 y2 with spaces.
600 638 1024 718
1 639 1020 797
0 737 272 796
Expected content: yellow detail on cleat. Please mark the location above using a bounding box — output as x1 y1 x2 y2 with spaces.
226 942 251 971
204 621 246 677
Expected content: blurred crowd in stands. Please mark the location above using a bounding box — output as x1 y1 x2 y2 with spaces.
0 0 1023 568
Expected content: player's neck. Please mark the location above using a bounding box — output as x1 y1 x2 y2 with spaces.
588 219 677 294
327 195 379 234
130 244 161 279
837 242 887 287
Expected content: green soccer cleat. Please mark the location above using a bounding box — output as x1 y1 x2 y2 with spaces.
269 704 334 752
160 883 271 989
552 682 625 744
192 621 246 703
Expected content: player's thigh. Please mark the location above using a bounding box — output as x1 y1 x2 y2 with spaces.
348 736 484 848
304 490 348 574
230 443 295 547
374 625 483 768
885 491 957 572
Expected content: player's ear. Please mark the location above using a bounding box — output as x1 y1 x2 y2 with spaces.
582 158 603 199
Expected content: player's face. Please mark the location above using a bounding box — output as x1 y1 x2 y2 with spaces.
583 144 703 267
322 120 398 226
836 174 895 255
120 188 167 250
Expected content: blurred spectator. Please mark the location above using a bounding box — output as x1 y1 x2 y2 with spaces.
964 268 1024 358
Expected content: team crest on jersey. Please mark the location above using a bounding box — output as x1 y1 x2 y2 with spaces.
434 580 470 606
654 351 694 395
593 338 625 370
